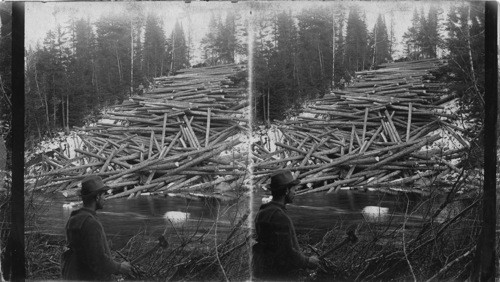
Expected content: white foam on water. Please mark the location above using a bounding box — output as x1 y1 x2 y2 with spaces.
164 211 191 225
362 205 389 222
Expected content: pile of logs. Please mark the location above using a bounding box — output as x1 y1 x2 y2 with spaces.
252 59 469 195
27 64 249 200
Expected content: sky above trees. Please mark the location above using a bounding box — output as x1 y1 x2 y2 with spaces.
26 1 452 62
23 0 470 138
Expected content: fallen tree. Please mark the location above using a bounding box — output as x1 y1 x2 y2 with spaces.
253 59 475 196
26 64 250 201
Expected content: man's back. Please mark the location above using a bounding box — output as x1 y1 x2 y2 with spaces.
253 202 311 280
62 208 121 280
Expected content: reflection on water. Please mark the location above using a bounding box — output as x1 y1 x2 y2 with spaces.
361 206 389 222
37 188 482 248
164 211 191 226
35 193 246 248
251 188 466 235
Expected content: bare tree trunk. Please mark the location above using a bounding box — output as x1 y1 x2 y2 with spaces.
318 43 324 80
130 19 134 97
262 91 266 123
293 54 298 85
332 10 335 89
170 29 176 74
52 75 56 129
253 95 256 122
389 12 394 57
115 45 122 83
372 22 377 68
94 61 99 102
267 88 270 125
66 94 69 133
466 4 484 106
35 119 41 140
60 92 65 130
34 69 50 131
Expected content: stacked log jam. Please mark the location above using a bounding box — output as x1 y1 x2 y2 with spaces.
253 59 468 196
28 64 249 200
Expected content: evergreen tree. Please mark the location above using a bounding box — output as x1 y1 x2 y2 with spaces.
252 9 274 123
297 7 333 96
219 11 238 64
268 10 300 120
25 48 50 139
42 26 71 130
168 21 190 73
402 7 441 60
422 5 441 58
402 9 421 59
201 11 243 66
143 13 168 78
95 14 131 102
66 18 97 126
334 10 346 83
369 14 391 67
444 2 484 122
201 14 222 66
344 6 369 72
0 3 11 142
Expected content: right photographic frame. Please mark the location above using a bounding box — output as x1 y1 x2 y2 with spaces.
248 1 497 281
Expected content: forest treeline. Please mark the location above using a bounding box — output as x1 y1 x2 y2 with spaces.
24 7 245 144
252 3 485 127
20 3 486 146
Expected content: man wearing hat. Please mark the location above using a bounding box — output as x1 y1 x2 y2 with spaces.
253 170 319 280
62 176 131 280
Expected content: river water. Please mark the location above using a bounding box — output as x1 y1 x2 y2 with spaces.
251 189 456 240
32 188 474 249
31 193 247 248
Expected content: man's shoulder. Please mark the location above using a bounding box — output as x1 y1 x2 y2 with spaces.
257 202 290 221
259 202 286 212
67 208 99 230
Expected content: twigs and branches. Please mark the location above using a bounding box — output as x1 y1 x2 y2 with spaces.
26 64 249 203
305 187 482 282
253 59 468 198
402 194 417 282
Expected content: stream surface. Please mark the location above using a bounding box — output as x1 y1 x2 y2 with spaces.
33 190 479 247
252 189 462 240
32 193 245 248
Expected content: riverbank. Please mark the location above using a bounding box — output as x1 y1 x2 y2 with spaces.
23 191 250 280
289 185 500 281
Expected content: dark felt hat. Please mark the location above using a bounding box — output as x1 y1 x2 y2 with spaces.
80 176 108 197
269 170 300 191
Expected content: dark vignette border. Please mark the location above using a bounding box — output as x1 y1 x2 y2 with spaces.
6 1 498 280
10 1 25 280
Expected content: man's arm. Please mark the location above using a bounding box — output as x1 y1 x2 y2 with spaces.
273 212 317 268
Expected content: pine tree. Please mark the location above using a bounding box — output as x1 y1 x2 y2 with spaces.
334 10 346 84
445 3 484 122
66 18 97 126
219 11 238 64
143 13 167 78
95 14 131 102
402 9 421 60
370 14 391 67
297 7 333 96
252 7 274 123
168 21 190 73
422 5 441 58
344 6 369 72
268 10 299 120
201 14 222 66
201 12 242 66
0 3 12 142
